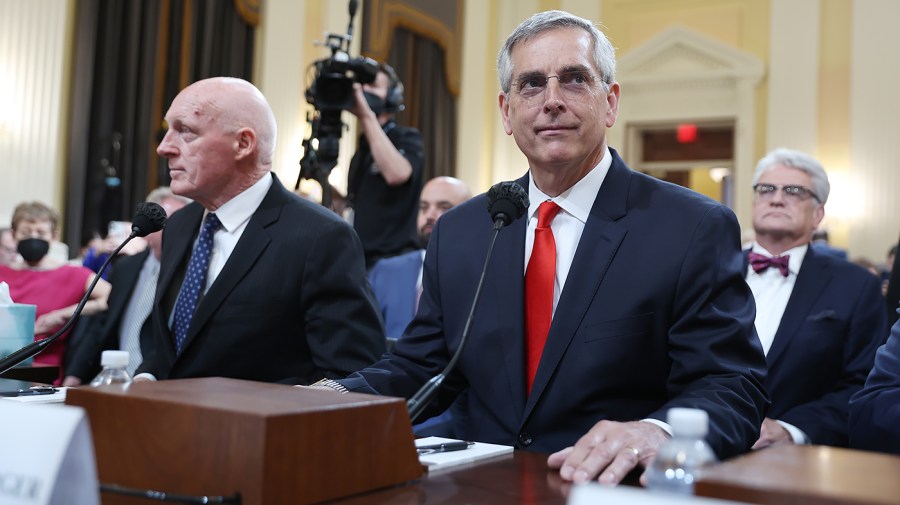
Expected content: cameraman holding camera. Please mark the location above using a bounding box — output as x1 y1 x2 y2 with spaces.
346 62 425 269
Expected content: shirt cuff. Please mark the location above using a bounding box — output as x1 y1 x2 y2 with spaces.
775 419 809 444
133 373 157 382
641 418 672 437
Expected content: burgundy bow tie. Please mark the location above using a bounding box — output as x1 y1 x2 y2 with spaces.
749 251 790 277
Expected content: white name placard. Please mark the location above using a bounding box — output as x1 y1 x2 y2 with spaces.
0 401 99 505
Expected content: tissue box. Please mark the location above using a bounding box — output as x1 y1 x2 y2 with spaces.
0 304 37 366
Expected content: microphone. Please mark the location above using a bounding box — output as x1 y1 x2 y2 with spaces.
406 181 529 423
0 202 168 375
131 202 167 238
487 180 530 228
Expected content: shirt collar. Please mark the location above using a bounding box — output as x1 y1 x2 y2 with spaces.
750 242 808 276
204 173 273 233
527 146 612 224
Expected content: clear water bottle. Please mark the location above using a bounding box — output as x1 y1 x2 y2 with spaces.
644 407 718 494
89 350 133 387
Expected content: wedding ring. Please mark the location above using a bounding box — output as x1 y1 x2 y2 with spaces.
625 446 640 459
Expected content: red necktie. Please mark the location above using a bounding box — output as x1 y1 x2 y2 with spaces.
525 201 561 394
748 251 790 277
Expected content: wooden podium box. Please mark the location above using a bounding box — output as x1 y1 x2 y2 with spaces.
696 445 900 505
66 377 423 505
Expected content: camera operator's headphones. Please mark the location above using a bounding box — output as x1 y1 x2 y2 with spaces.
380 62 405 112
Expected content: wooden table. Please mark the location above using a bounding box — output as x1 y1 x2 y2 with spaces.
327 445 900 505
696 445 900 505
324 451 571 504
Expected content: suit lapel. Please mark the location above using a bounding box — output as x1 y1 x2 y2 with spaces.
766 249 832 365
405 252 424 317
524 154 630 419
108 250 149 319
488 175 528 416
155 203 203 356
177 179 284 352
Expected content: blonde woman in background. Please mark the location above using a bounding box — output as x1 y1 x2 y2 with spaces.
0 201 110 383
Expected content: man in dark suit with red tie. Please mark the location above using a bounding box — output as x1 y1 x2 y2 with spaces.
325 10 769 485
744 148 887 449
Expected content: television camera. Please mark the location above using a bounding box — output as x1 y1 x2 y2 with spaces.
297 0 378 208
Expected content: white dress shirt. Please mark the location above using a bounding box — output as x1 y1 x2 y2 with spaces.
524 148 671 435
144 174 274 384
746 242 810 444
746 243 808 355
525 147 612 316
166 173 272 328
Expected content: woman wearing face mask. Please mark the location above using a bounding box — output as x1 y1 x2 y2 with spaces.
0 201 110 384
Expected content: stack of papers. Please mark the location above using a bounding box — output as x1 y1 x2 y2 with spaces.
415 436 513 472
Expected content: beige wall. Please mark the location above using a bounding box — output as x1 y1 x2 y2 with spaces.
3 0 899 262
0 0 73 229
452 0 899 262
255 0 361 200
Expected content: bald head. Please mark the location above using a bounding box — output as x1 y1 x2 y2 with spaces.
158 77 278 210
418 176 471 246
187 77 277 164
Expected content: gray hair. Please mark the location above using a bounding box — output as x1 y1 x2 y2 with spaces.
497 10 616 95
752 148 830 204
145 186 190 206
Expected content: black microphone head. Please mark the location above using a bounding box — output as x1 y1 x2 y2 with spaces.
131 202 168 237
487 182 529 227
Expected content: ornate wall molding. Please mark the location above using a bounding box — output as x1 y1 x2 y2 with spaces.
235 0 260 27
362 0 463 96
615 25 765 226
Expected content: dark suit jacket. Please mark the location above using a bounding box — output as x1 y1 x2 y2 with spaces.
341 149 769 457
886 234 900 326
367 250 423 340
849 312 900 454
65 249 153 382
811 242 849 260
745 248 888 446
138 174 386 384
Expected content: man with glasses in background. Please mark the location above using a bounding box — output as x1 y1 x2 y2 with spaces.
746 148 887 449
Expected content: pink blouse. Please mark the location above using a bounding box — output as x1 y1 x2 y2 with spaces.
0 264 94 382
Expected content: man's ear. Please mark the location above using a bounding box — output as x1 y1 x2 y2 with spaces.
234 127 257 160
605 82 620 128
499 92 513 136
813 203 825 230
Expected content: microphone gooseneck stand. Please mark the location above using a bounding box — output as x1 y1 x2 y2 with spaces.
406 181 529 423
0 202 167 375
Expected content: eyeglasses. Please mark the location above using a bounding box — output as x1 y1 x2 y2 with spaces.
512 70 599 100
752 184 820 203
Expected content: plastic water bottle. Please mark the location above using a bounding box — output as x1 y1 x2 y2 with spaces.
644 407 718 494
89 350 133 387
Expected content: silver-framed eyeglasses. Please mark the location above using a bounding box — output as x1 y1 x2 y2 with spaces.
513 70 597 99
752 183 820 203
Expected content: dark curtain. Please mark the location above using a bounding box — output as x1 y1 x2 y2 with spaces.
388 28 457 180
65 0 254 256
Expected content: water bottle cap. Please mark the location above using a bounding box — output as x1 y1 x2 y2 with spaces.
667 407 709 437
100 350 129 367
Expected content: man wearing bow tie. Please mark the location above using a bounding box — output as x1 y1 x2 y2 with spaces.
746 148 888 448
